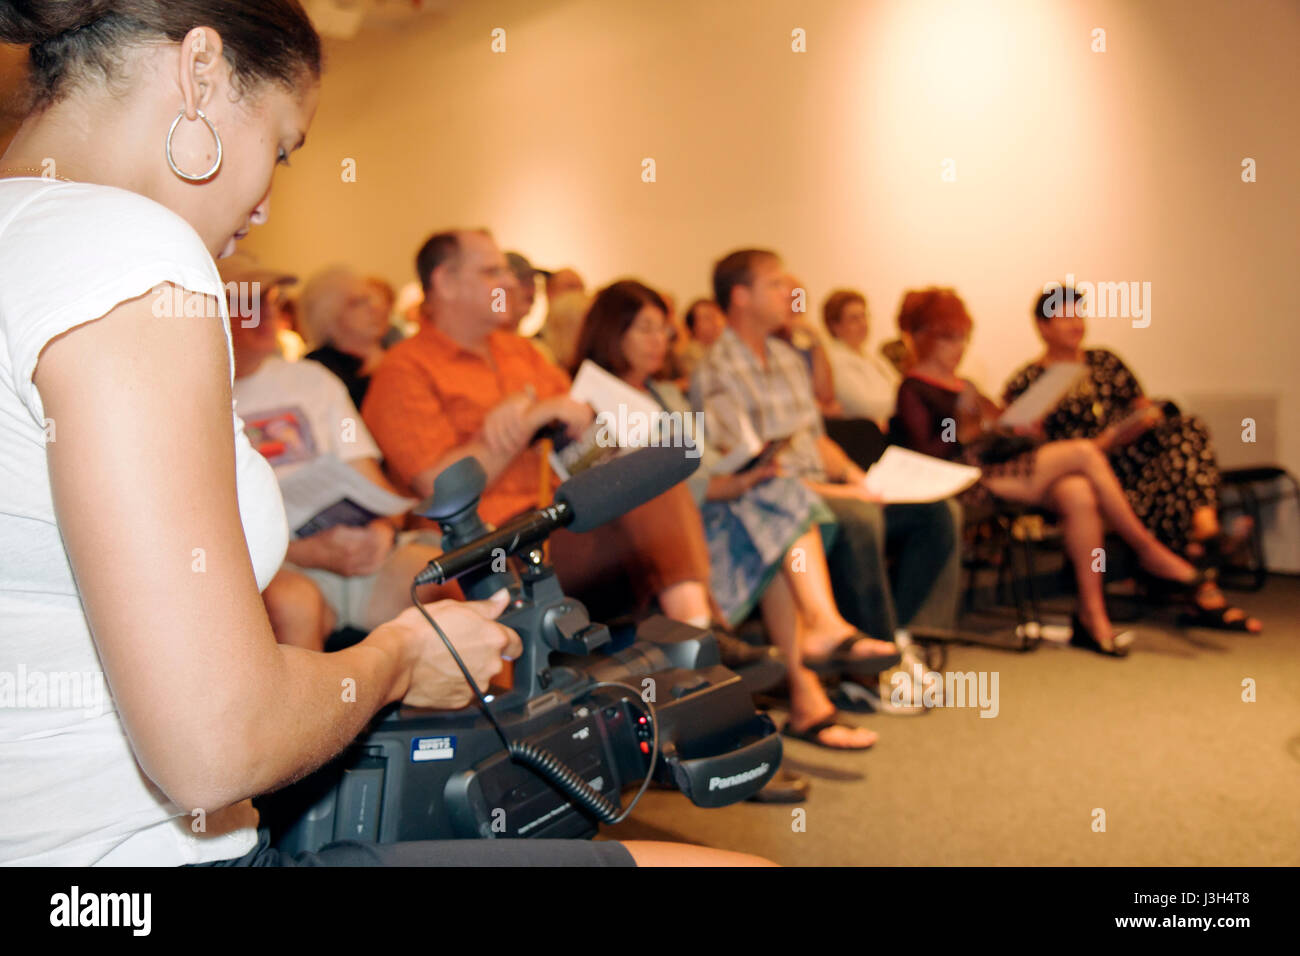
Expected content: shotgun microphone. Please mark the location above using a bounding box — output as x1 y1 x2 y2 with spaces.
414 444 698 586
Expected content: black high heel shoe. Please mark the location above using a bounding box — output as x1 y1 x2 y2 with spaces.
1069 611 1135 658
1138 547 1261 633
1134 562 1209 602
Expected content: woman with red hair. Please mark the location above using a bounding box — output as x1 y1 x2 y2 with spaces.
889 288 1234 657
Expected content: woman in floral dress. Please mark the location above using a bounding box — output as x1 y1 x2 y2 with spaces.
1003 287 1259 632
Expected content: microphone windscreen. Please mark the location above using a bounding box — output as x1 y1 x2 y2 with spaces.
555 445 700 533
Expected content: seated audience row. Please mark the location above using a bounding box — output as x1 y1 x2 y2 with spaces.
233 238 1261 760
886 288 1249 654
223 258 454 651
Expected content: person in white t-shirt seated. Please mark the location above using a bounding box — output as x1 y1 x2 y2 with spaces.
222 263 451 650
221 252 309 361
0 0 767 869
823 289 901 430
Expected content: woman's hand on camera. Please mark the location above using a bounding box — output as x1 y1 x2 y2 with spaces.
395 589 523 710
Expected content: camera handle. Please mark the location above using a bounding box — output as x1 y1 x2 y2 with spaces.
414 457 657 825
492 549 612 701
423 457 613 701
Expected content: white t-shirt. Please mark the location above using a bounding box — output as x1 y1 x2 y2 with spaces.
232 355 380 480
827 337 901 424
0 180 289 866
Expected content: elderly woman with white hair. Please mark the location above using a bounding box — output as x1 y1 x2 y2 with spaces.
300 265 392 408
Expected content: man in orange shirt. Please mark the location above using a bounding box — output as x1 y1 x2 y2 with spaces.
362 231 772 672
363 230 588 527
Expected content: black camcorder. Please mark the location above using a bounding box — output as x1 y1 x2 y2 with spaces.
264 445 782 849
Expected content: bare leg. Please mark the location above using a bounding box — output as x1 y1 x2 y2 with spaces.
984 441 1261 633
1186 507 1254 564
760 574 877 748
1030 443 1260 630
1183 509 1261 632
986 439 1195 580
363 542 466 630
782 529 895 658
1043 475 1122 647
1189 505 1220 546
658 580 713 625
263 568 334 651
621 841 777 866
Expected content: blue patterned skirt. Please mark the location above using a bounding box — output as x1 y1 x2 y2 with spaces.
701 476 838 626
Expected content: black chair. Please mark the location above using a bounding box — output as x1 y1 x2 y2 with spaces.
824 417 889 471
825 417 1044 651
954 500 1050 651
1218 466 1300 590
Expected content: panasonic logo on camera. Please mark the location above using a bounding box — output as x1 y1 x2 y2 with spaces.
708 762 770 791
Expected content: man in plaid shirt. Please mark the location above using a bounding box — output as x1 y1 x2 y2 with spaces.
692 250 962 723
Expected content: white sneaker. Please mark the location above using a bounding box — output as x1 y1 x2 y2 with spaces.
839 671 929 716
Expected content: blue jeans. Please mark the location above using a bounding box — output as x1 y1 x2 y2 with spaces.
822 497 962 640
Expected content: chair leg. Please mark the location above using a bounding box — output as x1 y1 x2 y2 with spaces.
1001 519 1034 647
1239 484 1267 591
993 517 1012 606
1020 533 1042 624
1286 473 1300 511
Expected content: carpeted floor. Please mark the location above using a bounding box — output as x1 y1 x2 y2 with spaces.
603 577 1300 865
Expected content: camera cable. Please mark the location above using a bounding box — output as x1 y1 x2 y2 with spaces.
411 583 659 825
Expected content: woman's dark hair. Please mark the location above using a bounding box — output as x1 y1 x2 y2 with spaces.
682 297 714 335
0 1 322 112
1033 284 1086 322
822 288 866 336
573 280 668 378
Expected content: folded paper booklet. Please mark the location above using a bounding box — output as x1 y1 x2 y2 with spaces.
708 404 764 476
998 361 1087 428
276 453 417 538
862 446 982 503
550 360 670 480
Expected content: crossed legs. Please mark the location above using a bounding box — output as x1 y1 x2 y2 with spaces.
981 439 1202 647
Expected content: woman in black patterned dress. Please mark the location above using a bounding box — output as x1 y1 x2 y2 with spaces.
1002 287 1259 632
888 289 1212 656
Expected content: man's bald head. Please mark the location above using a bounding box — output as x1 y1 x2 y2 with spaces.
415 228 492 295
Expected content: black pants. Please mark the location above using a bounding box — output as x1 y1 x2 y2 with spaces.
822 498 962 641
187 828 635 867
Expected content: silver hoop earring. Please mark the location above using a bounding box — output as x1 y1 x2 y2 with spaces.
165 108 223 183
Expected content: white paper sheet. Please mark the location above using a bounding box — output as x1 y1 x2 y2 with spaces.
276 453 417 536
998 361 1086 428
568 360 663 426
551 360 672 480
709 409 765 476
862 446 982 503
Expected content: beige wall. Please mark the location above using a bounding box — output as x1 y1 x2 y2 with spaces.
5 0 1298 560
244 0 1300 565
